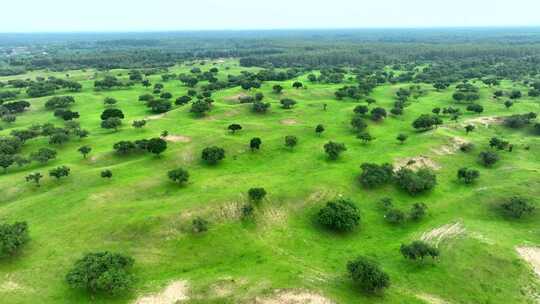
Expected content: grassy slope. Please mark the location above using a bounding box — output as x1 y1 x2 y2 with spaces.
0 60 539 303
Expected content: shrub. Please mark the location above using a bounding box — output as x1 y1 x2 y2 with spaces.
400 241 439 261
409 203 428 221
101 170 112 179
317 198 360 232
324 141 346 160
65 252 134 295
500 197 535 218
285 135 298 149
395 168 437 195
192 217 208 233
49 166 71 180
201 146 225 165
384 209 406 224
359 163 394 188
457 168 480 184
479 151 499 167
248 187 267 202
168 168 189 185
347 256 390 293
0 222 29 257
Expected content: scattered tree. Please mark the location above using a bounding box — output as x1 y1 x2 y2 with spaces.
317 198 360 232
324 141 346 160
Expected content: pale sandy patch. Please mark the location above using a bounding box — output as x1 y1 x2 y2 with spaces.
280 119 298 125
517 247 540 278
421 222 466 247
146 114 166 120
0 280 24 293
463 116 502 127
163 135 192 143
416 293 450 304
224 93 250 103
395 155 441 171
135 280 189 304
255 290 334 304
431 137 469 155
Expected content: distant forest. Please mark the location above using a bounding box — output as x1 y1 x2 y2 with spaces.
1 28 540 83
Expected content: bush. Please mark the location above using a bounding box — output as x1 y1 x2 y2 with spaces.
457 168 480 184
0 222 29 257
384 209 406 224
347 256 390 293
65 252 134 295
400 241 439 261
248 187 267 202
285 135 298 149
192 217 208 233
317 198 360 232
479 151 499 167
395 168 437 195
500 197 535 218
359 163 394 188
409 203 428 221
168 168 189 185
201 146 225 165
324 141 346 160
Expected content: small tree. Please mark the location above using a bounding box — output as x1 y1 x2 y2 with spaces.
317 198 360 232
465 124 475 134
168 168 189 185
0 222 29 257
65 252 135 295
101 117 122 132
400 241 439 261
457 168 480 184
280 98 297 109
250 137 262 151
146 138 167 157
25 172 43 186
479 151 499 167
78 146 92 159
192 217 208 233
504 100 514 109
292 81 303 89
272 84 283 94
101 170 112 179
31 148 57 164
347 256 390 294
357 132 374 144
285 135 298 149
397 133 408 144
201 146 225 165
49 166 70 180
103 97 117 106
315 124 325 136
228 124 242 134
0 154 14 173
248 187 267 203
359 163 394 188
500 197 535 219
395 167 437 195
384 209 406 224
324 141 346 160
132 120 147 128
409 203 428 221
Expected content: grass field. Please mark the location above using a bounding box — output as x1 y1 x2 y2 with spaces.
0 59 539 303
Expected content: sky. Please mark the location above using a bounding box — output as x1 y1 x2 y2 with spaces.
1 0 540 32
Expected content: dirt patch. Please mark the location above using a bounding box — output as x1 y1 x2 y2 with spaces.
217 202 242 220
280 119 298 125
224 93 250 103
163 135 192 143
431 137 469 156
421 222 466 247
255 290 334 304
146 114 166 120
135 280 189 304
416 293 450 304
394 155 441 171
517 247 540 278
463 116 503 127
209 277 248 298
0 280 24 293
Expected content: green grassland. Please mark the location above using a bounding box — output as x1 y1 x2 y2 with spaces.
0 59 539 303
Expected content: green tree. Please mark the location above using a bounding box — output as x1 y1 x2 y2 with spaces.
49 166 70 180
317 198 360 232
228 123 242 134
0 154 14 173
31 148 57 164
25 172 43 186
285 135 298 149
500 197 535 218
324 141 346 160
78 146 92 159
315 124 325 136
250 137 262 151
347 256 390 293
65 252 135 295
146 138 167 156
168 168 189 185
409 203 428 221
479 151 499 167
101 170 112 179
280 98 297 109
400 241 439 261
248 187 267 203
101 117 122 132
457 168 480 184
0 222 29 257
201 146 225 165
359 163 394 188
395 167 437 195
397 133 408 144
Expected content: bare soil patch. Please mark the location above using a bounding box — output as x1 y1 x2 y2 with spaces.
0 280 24 293
255 290 334 304
416 293 450 304
224 93 250 103
281 119 298 125
146 114 166 120
463 116 503 127
163 135 192 143
421 222 466 247
394 155 441 171
431 137 469 156
135 280 189 304
517 247 540 278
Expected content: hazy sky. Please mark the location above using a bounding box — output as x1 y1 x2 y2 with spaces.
2 0 539 32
